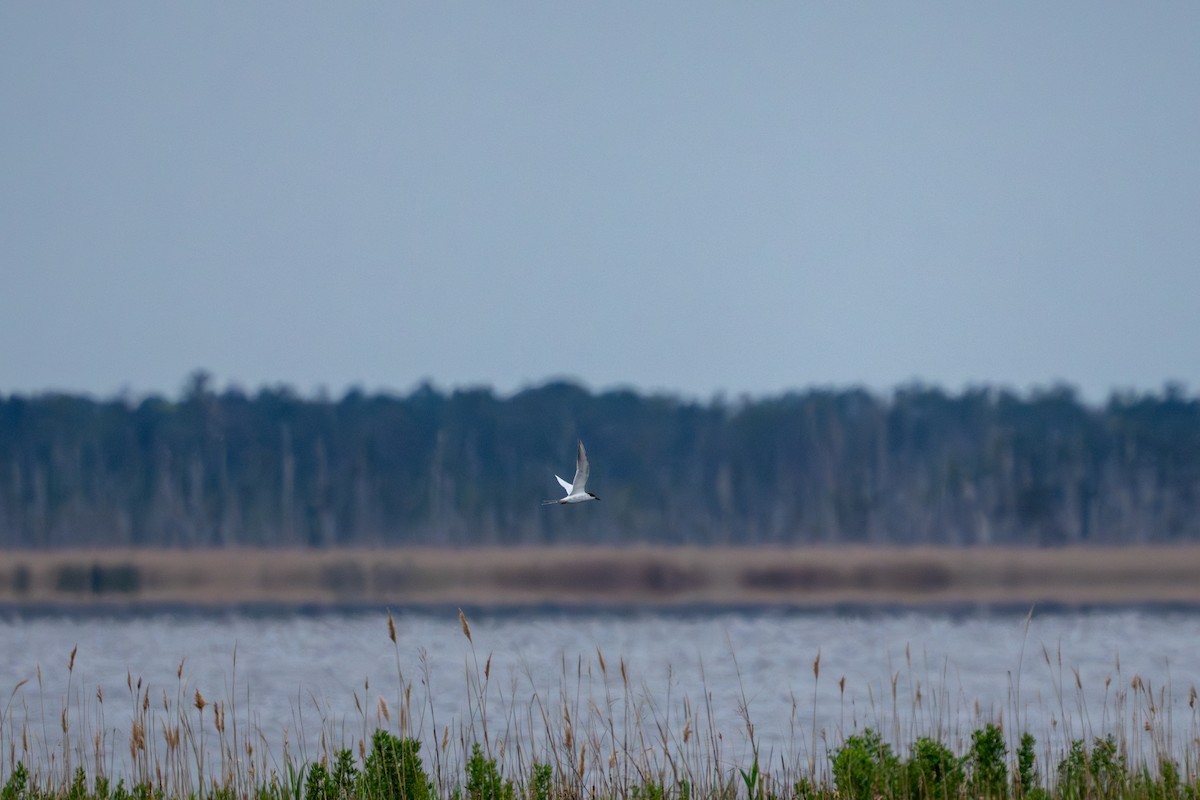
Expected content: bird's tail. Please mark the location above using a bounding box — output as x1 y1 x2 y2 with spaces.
541 499 561 506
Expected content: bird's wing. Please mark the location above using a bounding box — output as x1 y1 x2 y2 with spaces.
570 439 590 494
555 474 573 494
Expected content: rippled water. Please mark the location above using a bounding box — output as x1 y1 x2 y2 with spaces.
2 606 1198 780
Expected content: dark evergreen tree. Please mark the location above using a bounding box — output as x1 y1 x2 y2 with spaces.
0 377 1197 547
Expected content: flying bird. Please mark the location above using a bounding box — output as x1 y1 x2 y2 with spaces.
543 439 600 505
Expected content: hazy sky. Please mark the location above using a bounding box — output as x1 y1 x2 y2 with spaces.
2 4 1198 402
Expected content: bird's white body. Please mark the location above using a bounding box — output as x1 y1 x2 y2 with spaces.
543 439 600 505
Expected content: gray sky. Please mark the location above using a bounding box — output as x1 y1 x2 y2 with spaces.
3 4 1198 403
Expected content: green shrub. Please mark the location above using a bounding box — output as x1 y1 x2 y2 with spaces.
631 782 666 800
1087 736 1127 799
1057 736 1126 800
307 749 359 800
306 763 331 800
969 723 1007 798
465 743 514 800
791 777 825 800
65 768 88 800
1016 732 1041 798
1 763 27 800
1057 739 1089 799
529 764 552 800
360 730 432 800
905 736 964 800
831 729 900 800
1130 759 1187 800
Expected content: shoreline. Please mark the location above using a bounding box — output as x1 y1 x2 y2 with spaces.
2 544 1200 610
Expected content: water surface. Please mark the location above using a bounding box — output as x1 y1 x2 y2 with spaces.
2 606 1197 779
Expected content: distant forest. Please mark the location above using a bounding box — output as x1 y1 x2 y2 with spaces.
1 373 1198 548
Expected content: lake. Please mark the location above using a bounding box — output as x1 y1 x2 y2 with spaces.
2 605 1198 786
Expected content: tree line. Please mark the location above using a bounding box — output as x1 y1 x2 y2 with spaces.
1 374 1197 548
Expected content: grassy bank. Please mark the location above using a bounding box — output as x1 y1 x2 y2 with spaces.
2 609 1199 800
2 546 1200 609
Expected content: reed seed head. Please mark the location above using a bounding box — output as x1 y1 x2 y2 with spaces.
68 645 77 673
459 608 472 642
387 610 397 644
194 690 207 712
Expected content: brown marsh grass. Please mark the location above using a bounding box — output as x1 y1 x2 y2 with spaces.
3 545 1200 608
2 609 1199 800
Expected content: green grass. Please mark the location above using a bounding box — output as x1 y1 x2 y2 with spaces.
2 611 1199 800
